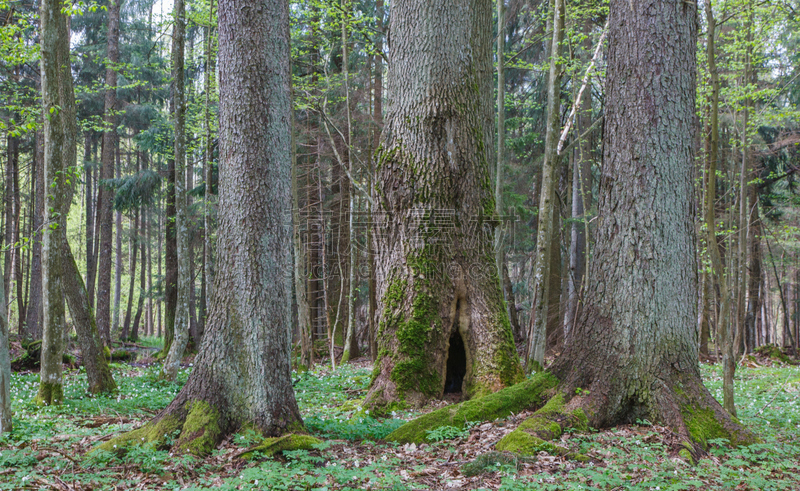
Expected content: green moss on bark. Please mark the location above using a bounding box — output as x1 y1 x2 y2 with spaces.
386 372 557 443
175 400 223 455
681 405 756 449
96 414 183 453
495 393 589 460
96 400 224 456
34 382 64 406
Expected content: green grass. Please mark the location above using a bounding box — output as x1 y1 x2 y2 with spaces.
1 362 798 490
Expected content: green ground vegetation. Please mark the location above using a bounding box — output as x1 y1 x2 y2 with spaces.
1 359 799 490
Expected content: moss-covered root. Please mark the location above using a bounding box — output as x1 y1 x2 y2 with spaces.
240 434 322 460
96 400 224 456
496 393 589 461
386 372 558 444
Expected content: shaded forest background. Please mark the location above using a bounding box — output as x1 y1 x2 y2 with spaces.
1 0 799 368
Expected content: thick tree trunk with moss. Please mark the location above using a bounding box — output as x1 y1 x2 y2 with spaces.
36 0 76 405
549 0 752 448
365 0 523 410
101 0 302 455
37 0 116 399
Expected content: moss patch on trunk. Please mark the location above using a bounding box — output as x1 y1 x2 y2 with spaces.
386 372 557 444
34 382 64 406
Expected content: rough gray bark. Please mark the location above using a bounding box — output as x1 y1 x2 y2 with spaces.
36 0 117 400
162 0 190 381
97 0 121 346
550 0 752 447
106 0 302 453
36 0 75 405
365 0 523 409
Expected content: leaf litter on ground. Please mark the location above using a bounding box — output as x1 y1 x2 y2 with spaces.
1 353 799 490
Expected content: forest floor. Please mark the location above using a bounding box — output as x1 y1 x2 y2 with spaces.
2 344 800 490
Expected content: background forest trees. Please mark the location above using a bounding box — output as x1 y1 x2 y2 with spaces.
0 0 798 408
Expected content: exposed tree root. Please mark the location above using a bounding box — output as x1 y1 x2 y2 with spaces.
387 369 758 460
496 393 589 460
97 398 225 456
238 434 322 460
386 372 557 443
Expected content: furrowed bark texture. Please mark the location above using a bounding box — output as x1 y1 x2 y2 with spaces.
38 0 116 398
97 0 121 346
37 0 76 405
551 0 751 447
110 0 302 454
161 0 189 381
366 0 523 409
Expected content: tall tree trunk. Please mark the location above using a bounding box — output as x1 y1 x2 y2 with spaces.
563 21 594 341
131 213 146 341
122 210 138 340
60 234 117 394
704 0 736 416
746 186 761 352
550 0 752 447
164 157 177 351
203 0 216 319
291 109 312 367
162 0 190 380
84 133 97 308
699 271 711 356
25 131 44 342
112 148 123 337
104 0 302 453
494 0 505 275
365 0 524 408
4 136 16 310
97 0 121 346
36 0 72 405
368 0 384 362
0 262 10 433
527 0 565 368
341 0 360 364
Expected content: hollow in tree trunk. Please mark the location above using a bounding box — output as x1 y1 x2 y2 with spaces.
365 0 523 410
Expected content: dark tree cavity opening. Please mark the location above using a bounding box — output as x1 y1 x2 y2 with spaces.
445 330 467 394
